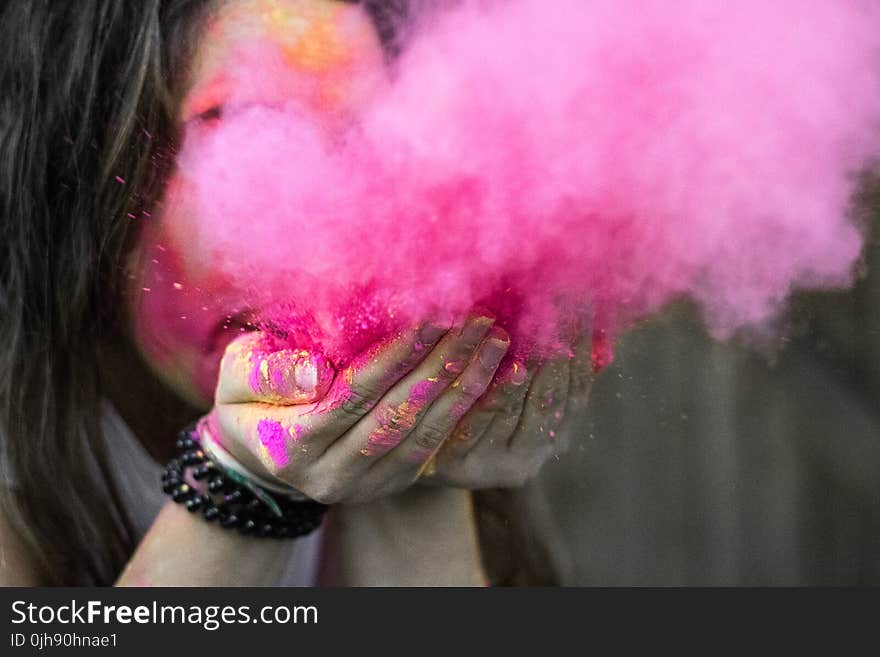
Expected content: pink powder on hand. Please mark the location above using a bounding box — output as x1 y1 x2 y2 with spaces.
173 0 880 366
247 343 334 403
256 418 290 469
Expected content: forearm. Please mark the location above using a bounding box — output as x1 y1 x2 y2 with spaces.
116 502 294 586
322 487 487 586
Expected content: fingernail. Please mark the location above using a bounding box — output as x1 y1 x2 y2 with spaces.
487 326 510 345
461 315 495 342
292 352 333 398
259 349 335 403
479 329 510 367
418 322 450 345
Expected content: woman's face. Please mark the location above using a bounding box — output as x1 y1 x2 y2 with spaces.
128 0 387 408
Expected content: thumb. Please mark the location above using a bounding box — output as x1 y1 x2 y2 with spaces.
215 330 335 405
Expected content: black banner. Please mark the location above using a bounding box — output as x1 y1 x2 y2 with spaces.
0 588 875 653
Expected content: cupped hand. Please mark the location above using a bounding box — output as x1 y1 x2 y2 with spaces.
422 332 594 489
205 316 510 503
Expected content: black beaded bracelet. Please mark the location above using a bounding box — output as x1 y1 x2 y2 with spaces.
161 424 328 538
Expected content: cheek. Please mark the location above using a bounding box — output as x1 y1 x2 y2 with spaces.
152 175 212 281
128 175 251 402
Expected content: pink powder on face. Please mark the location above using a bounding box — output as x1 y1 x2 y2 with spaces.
256 418 290 469
171 0 880 368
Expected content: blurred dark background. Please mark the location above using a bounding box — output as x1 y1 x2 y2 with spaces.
538 181 880 585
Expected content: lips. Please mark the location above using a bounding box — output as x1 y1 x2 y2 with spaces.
191 311 259 403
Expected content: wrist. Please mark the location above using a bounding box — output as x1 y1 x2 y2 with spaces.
322 487 486 586
162 423 327 539
117 502 293 586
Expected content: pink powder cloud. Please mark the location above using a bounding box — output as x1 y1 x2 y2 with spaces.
175 0 880 365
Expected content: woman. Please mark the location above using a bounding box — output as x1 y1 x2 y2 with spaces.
0 0 592 586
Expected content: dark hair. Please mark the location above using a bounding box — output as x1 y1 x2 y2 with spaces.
0 0 213 584
0 0 556 586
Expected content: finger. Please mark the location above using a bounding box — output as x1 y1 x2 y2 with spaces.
511 357 570 454
567 332 595 415
548 333 595 452
211 322 453 475
425 362 537 488
216 331 335 405
319 315 496 465
434 358 531 465
443 360 565 489
288 321 453 441
435 407 495 463
371 326 510 482
482 358 540 451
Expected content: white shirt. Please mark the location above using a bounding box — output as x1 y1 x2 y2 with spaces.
2 402 323 586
